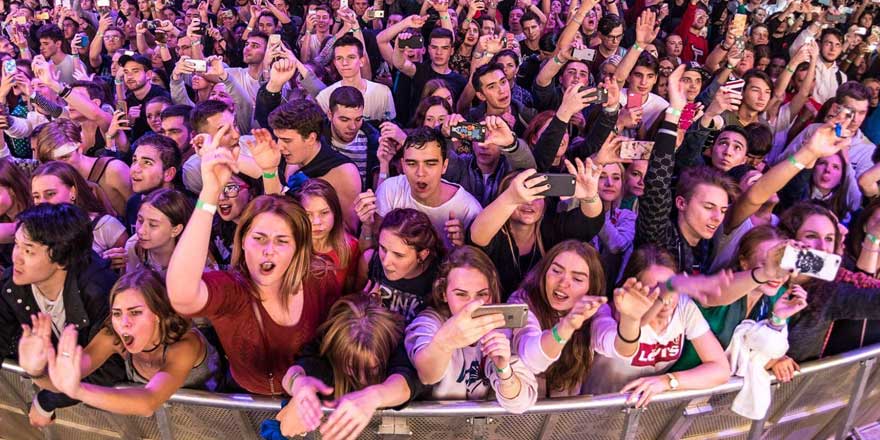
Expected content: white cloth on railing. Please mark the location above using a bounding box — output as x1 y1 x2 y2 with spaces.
726 319 788 420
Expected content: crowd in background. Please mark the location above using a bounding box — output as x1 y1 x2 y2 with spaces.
1 0 880 437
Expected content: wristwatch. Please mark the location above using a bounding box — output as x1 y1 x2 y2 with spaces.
667 373 679 390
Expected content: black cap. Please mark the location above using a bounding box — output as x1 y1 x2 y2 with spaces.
684 61 710 81
118 52 151 69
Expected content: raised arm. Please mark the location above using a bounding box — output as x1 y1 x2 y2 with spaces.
469 169 547 246
90 14 113 69
614 10 659 88
167 128 238 315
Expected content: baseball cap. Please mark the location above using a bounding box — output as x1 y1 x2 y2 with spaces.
118 51 151 69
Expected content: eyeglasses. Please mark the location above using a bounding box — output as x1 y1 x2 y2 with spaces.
103 35 122 41
221 183 249 199
604 33 624 41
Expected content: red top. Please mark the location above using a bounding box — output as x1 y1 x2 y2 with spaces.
195 270 341 395
319 235 361 290
674 2 709 64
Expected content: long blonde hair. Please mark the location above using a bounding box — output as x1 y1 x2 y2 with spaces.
318 295 403 398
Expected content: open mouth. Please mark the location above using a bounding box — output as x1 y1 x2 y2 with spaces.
552 290 569 301
259 261 276 275
414 182 428 192
218 202 233 216
122 333 134 346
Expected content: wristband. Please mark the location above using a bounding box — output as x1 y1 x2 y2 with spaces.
633 42 644 52
262 170 277 179
665 278 676 293
440 15 450 20
787 155 805 170
750 267 768 284
195 199 217 214
581 194 600 204
246 26 253 31
378 172 388 180
665 107 682 116
785 65 796 74
285 370 303 393
617 323 641 344
494 364 512 378
725 63 735 70
721 43 732 51
192 39 202 46
770 313 786 327
551 325 567 344
553 55 564 64
867 233 880 246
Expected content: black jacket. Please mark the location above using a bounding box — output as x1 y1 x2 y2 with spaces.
0 253 124 412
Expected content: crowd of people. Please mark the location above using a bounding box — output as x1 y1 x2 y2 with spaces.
1 0 880 437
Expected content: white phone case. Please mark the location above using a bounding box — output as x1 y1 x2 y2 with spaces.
780 246 841 281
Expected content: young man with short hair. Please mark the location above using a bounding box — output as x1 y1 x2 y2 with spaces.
316 35 396 120
677 124 750 172
673 0 710 63
268 99 363 232
519 11 543 58
119 53 171 140
393 27 467 112
159 104 195 160
375 127 482 247
790 23 846 104
590 14 627 78
327 86 380 185
36 23 86 84
124 133 183 233
0 203 123 427
466 63 536 136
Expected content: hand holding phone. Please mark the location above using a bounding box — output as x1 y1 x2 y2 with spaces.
525 173 576 197
450 122 486 142
779 245 842 281
619 141 655 160
472 304 529 328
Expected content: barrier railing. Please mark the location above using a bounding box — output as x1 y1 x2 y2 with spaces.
3 342 880 439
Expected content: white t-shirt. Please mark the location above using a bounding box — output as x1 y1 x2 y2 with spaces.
619 89 670 139
316 80 397 120
91 214 127 254
584 294 710 395
375 175 483 247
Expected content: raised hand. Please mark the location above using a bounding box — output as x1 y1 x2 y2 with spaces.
247 128 282 171
504 169 549 205
613 277 658 321
635 9 658 46
480 329 513 370
196 124 240 195
557 84 596 122
354 190 378 225
593 134 632 165
666 64 687 111
675 269 735 306
559 294 607 332
802 122 852 158
564 157 600 201
18 313 53 376
483 115 514 147
46 325 83 399
435 300 506 349
704 86 741 120
772 284 808 320
445 211 464 247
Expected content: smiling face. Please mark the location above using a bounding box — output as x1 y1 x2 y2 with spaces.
445 266 492 315
217 175 252 222
813 154 843 193
243 212 297 287
378 229 425 281
111 288 161 353
796 213 837 254
31 175 75 205
544 251 592 312
300 194 335 245
677 183 729 240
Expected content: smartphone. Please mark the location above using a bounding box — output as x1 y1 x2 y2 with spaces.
13 16 26 25
581 86 608 105
97 0 110 6
398 33 424 49
724 78 745 94
341 0 349 9
619 141 655 160
527 173 577 197
368 10 385 18
827 13 846 23
80 34 89 48
3 60 16 75
731 13 748 37
626 91 641 109
572 47 596 62
780 245 842 281
472 304 529 329
268 34 282 47
35 12 50 20
839 6 853 14
145 20 159 32
679 102 698 131
450 122 487 142
856 27 868 36
187 59 208 72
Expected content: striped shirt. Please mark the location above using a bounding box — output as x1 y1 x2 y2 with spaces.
331 132 369 180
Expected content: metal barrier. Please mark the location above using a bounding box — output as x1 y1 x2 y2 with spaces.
3 343 880 440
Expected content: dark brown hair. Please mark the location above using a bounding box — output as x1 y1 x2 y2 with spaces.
518 240 605 393
378 208 447 267
32 161 112 216
733 225 790 271
0 158 32 222
103 269 191 348
779 201 842 250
